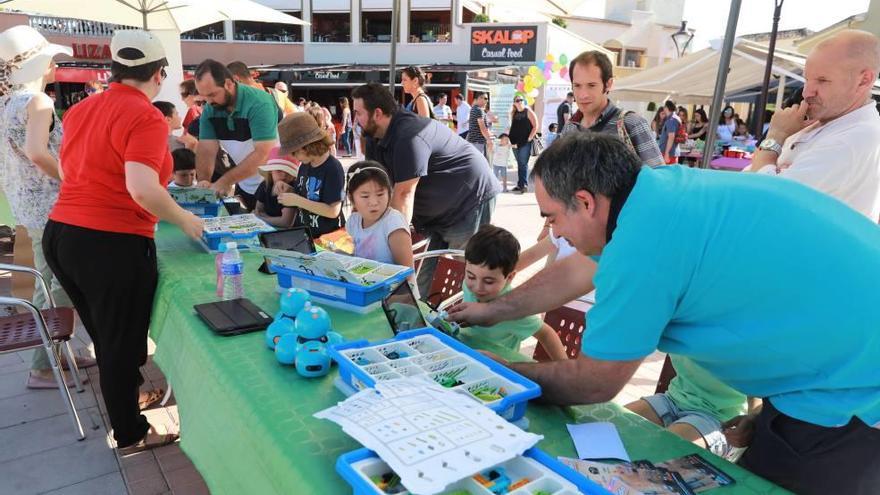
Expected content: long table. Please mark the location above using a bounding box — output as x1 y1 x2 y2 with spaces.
149 223 789 494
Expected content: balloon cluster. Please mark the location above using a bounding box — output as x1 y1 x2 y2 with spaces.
515 53 570 106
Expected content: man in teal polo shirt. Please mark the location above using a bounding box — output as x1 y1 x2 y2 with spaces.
193 59 279 211
449 133 880 495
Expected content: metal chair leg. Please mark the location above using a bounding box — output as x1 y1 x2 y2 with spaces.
160 384 173 407
46 342 85 440
61 341 84 393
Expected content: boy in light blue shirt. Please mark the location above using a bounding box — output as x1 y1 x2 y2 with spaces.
460 225 567 360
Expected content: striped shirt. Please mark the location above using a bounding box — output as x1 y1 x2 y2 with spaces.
467 105 487 144
562 102 664 166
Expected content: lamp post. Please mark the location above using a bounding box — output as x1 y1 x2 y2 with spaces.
671 20 694 57
754 0 785 138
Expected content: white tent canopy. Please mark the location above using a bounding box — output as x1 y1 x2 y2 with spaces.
611 38 810 104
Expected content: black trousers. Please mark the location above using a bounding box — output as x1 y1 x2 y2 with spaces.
740 399 880 495
43 220 157 448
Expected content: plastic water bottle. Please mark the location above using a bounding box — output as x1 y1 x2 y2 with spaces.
220 242 245 300
215 243 227 298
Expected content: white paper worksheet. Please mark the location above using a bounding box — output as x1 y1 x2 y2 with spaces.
315 378 542 494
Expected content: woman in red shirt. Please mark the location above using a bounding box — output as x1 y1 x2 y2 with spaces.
43 30 202 454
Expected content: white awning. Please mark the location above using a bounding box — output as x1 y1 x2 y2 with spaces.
611 38 808 104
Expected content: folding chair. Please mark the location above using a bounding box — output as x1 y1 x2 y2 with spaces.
0 264 95 439
654 355 677 394
411 232 429 274
413 249 465 310
532 305 586 362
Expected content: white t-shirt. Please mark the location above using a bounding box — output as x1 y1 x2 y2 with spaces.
491 144 514 169
346 208 410 264
549 230 595 303
456 102 471 135
433 104 452 121
756 101 880 221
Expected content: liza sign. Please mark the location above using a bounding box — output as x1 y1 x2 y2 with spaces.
470 26 537 62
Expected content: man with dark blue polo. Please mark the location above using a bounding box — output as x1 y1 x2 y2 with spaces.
352 83 500 298
194 59 279 211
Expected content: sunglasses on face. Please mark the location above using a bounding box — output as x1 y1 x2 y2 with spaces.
514 99 524 103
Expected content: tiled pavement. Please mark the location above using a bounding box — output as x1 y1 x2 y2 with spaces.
0 161 663 494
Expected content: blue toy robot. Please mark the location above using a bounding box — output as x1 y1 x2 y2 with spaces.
274 305 343 377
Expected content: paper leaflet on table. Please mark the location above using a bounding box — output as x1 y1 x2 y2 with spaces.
566 421 631 462
254 247 410 286
314 378 542 495
559 455 733 494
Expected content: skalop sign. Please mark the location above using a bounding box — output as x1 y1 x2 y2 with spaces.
470 26 538 63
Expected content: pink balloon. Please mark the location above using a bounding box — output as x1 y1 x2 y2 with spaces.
516 81 524 91
544 68 552 79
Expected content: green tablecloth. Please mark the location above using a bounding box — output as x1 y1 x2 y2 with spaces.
150 223 788 495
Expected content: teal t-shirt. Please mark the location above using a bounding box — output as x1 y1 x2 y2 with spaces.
665 355 747 422
460 284 542 352
582 166 880 428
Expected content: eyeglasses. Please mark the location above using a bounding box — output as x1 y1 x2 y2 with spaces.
514 99 524 103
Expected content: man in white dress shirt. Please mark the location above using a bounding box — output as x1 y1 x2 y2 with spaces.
454 93 471 139
748 30 880 221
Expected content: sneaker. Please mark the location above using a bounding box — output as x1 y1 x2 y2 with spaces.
513 187 525 194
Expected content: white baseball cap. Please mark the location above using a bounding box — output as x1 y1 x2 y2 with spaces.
110 29 166 67
0 26 72 86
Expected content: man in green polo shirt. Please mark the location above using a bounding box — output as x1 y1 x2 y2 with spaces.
194 59 279 211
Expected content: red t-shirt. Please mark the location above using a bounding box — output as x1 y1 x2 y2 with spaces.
51 83 172 238
181 105 202 134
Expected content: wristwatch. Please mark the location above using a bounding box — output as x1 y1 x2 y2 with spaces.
758 138 783 156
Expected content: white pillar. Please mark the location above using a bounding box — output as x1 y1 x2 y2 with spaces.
775 75 786 108
351 0 361 43
151 29 187 121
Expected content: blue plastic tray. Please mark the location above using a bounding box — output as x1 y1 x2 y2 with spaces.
273 264 412 308
337 447 611 495
179 201 222 218
329 328 541 422
200 215 275 252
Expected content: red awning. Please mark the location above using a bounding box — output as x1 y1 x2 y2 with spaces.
55 68 111 84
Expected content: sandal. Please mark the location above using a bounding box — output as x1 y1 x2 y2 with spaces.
61 354 97 371
118 426 179 455
138 388 165 410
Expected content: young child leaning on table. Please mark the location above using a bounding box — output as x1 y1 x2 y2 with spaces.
459 225 568 361
254 146 300 228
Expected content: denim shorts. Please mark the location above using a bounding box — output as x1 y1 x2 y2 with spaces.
643 393 729 457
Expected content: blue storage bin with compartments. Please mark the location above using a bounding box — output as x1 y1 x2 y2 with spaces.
336 447 611 495
272 264 412 311
200 214 275 252
329 328 541 422
179 201 222 218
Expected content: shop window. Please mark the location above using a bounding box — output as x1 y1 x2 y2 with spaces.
623 49 645 68
181 21 225 41
409 10 451 43
362 11 395 42
233 13 303 42
312 13 352 42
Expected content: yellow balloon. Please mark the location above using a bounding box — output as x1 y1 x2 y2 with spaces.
527 96 536 106
553 63 563 72
523 74 533 86
546 54 555 63
528 66 540 77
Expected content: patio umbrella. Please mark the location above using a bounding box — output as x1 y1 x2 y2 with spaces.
0 0 307 112
0 0 307 31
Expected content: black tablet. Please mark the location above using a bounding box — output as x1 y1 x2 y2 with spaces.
382 281 428 335
194 298 273 336
258 227 315 254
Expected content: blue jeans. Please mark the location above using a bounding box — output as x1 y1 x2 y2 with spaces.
341 128 353 156
513 142 532 189
416 197 496 300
